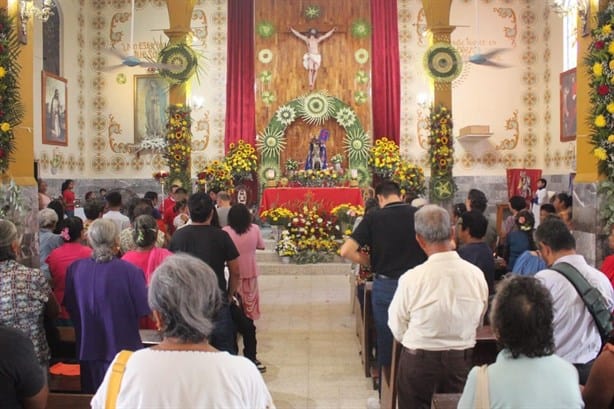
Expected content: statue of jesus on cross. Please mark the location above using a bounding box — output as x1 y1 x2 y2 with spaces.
290 27 336 90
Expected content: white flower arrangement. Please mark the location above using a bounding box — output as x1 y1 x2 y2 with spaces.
276 230 297 257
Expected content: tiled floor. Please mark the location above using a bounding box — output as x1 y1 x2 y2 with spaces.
255 274 376 409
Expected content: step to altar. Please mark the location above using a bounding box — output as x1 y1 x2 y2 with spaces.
258 261 352 275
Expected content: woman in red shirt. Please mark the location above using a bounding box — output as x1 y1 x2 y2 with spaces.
61 179 75 217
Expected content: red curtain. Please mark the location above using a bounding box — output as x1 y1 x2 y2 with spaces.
225 0 255 152
370 0 401 144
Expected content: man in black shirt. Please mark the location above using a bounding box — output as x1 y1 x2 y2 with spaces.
340 181 426 391
0 326 47 409
170 192 239 354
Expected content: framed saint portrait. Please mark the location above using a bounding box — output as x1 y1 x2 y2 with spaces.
134 74 169 144
41 71 68 146
560 68 576 142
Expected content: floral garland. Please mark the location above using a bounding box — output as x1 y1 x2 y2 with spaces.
225 140 258 182
428 105 456 202
368 137 400 179
393 161 426 198
586 3 614 229
0 9 23 173
197 160 234 193
164 104 192 192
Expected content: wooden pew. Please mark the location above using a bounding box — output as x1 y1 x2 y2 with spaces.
356 282 376 379
380 326 498 409
431 393 462 409
47 392 93 409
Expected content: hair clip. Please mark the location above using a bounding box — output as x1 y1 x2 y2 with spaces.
60 227 71 241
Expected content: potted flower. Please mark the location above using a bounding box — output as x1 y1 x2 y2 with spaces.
330 153 343 171
197 160 234 193
330 203 365 235
392 161 426 200
276 230 297 263
285 158 299 176
368 137 401 180
224 140 258 184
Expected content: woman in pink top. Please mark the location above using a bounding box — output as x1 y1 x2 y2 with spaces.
122 215 172 329
47 216 92 323
223 204 266 372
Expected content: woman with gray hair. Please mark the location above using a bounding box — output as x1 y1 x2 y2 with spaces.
458 275 582 408
38 208 63 279
0 219 59 371
63 218 150 394
91 253 275 409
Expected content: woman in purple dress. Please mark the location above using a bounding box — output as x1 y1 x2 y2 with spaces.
63 219 150 393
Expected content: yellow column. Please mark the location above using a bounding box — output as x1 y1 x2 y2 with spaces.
165 0 195 106
422 0 454 109
3 0 34 185
575 0 601 183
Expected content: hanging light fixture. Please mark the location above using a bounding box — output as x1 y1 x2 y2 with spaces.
19 0 55 43
551 0 588 16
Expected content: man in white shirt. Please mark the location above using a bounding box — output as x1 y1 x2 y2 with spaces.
388 205 489 409
535 217 614 384
102 191 130 233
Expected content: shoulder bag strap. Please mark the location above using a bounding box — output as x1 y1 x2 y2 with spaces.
105 350 133 409
474 364 490 409
550 262 612 340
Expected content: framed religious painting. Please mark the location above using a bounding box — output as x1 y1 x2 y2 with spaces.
134 74 169 145
41 71 68 146
560 68 576 142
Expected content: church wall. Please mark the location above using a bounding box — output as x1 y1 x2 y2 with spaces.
31 0 577 195
398 0 576 183
34 0 228 182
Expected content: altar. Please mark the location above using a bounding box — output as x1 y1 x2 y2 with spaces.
259 187 363 214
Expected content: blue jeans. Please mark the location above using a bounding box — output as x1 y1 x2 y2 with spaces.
372 277 399 368
210 303 238 354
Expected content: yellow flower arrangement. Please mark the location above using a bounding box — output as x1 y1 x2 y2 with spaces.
225 140 258 181
285 206 340 262
164 104 192 191
197 160 234 193
260 207 295 226
368 137 401 178
392 161 426 198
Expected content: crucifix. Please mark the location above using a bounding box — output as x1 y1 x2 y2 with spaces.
289 26 337 89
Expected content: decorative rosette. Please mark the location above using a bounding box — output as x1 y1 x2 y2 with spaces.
158 43 198 85
423 42 463 83
344 128 371 162
0 9 23 173
354 48 369 65
304 5 321 20
298 92 335 126
256 127 286 159
351 19 372 39
257 21 275 38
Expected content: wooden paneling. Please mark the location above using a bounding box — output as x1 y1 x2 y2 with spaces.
255 0 371 168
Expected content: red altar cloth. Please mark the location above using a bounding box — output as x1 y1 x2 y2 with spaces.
260 187 363 213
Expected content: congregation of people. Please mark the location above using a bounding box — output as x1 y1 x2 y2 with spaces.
341 180 614 409
2 180 272 408
2 177 614 408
